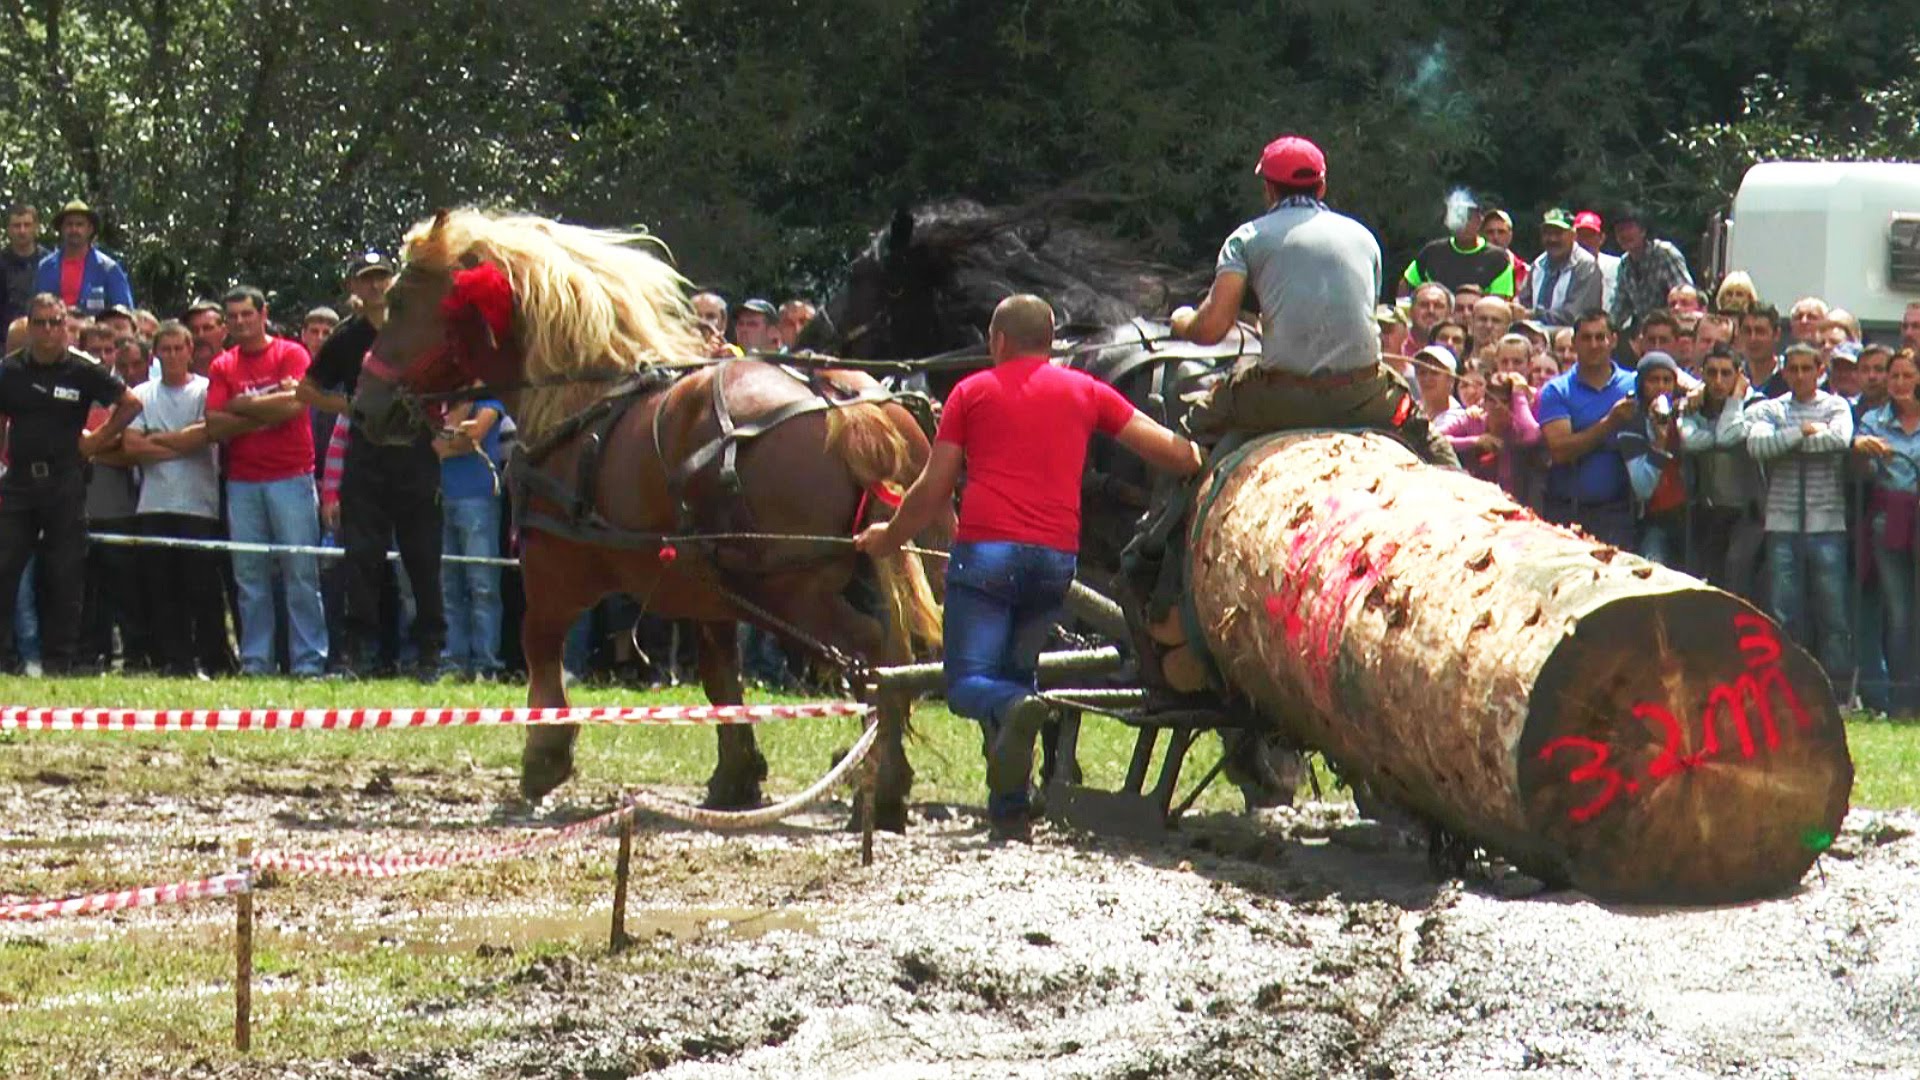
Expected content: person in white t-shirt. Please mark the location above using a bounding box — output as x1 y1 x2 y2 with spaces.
118 320 234 676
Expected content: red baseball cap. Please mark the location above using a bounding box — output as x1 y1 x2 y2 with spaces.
1254 136 1327 187
1573 210 1604 234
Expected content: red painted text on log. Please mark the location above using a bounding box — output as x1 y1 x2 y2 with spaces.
1538 617 1812 824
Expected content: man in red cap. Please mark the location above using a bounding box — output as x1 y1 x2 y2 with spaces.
1171 135 1455 464
1573 210 1620 314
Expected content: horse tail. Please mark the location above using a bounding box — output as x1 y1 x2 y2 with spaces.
825 404 944 659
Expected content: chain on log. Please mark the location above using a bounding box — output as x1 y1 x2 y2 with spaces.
1187 431 1851 904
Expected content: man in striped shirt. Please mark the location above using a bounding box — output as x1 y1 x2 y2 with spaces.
1746 343 1854 680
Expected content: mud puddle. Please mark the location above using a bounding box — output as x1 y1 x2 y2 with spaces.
286 905 817 958
7 769 1920 1078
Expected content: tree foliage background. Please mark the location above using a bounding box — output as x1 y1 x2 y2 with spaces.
4 0 1919 317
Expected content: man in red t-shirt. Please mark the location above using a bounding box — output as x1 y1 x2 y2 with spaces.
857 294 1201 838
205 285 328 677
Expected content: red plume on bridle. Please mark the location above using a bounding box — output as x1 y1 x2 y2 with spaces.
442 261 515 342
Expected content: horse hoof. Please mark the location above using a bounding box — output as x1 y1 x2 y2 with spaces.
520 751 574 803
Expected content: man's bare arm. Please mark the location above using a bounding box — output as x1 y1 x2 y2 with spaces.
296 377 351 416
1113 412 1202 477
204 409 266 441
1170 271 1248 346
852 441 965 558
225 390 306 424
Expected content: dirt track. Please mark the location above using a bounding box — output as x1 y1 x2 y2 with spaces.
7 765 1920 1078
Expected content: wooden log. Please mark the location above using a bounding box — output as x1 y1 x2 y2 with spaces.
1188 432 1851 904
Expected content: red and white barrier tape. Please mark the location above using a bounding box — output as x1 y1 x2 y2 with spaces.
0 871 250 922
0 701 870 733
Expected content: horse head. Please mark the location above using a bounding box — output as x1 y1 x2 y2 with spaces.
355 209 525 446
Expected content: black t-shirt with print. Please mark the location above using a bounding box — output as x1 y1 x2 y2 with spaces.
0 347 126 486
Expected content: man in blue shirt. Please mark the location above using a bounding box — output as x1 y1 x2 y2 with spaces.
31 201 133 317
1536 309 1638 548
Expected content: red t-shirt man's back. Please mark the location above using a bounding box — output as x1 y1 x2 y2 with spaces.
206 337 314 483
934 356 1135 552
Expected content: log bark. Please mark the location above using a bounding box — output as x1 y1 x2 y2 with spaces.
1188 432 1851 904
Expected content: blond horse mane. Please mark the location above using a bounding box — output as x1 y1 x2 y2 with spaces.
401 208 708 438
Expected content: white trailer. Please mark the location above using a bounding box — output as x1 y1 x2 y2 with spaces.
1714 161 1920 339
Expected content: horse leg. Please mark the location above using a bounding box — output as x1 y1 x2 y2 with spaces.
520 591 584 803
697 620 767 809
757 584 912 832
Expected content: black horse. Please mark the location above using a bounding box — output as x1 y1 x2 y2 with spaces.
812 197 1301 812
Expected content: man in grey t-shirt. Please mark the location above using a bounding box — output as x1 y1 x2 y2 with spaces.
118 320 235 676
1172 134 1454 466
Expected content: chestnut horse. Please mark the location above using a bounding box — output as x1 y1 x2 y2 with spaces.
352 209 947 828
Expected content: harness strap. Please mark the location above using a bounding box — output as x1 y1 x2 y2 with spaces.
665 385 901 495
712 358 745 494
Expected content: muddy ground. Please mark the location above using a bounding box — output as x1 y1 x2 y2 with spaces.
6 758 1920 1079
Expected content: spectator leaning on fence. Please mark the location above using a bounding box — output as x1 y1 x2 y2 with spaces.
1746 343 1854 682
79 336 152 672
0 293 141 674
118 320 236 678
1852 350 1920 714
31 201 133 317
205 285 328 678
1537 310 1638 549
1619 351 1687 567
1678 346 1766 600
436 393 507 681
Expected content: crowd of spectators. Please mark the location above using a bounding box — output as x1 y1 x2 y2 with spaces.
0 198 819 687
13 188 1920 712
1385 193 1920 714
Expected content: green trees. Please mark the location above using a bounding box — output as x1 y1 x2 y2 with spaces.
3 0 1918 314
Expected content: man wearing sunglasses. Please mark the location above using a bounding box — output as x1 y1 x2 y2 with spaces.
0 292 142 673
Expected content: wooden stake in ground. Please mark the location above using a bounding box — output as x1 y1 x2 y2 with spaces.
234 837 253 1052
610 814 634 953
1187 432 1852 904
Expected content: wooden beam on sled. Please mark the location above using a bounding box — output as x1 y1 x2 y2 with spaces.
868 646 1125 697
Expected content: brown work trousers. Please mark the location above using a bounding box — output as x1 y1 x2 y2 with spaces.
1186 361 1460 468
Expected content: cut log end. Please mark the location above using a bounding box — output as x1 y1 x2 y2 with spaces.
1517 591 1851 904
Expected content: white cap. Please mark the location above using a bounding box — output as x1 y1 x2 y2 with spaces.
1415 343 1458 375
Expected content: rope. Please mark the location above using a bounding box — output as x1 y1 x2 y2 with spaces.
626 719 881 830
86 530 950 567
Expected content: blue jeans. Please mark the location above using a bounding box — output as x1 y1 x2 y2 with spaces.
1637 513 1684 568
1766 532 1851 683
227 475 328 676
441 496 503 674
943 541 1077 813
14 555 38 665
1872 522 1916 712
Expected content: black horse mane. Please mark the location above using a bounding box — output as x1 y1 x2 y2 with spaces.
811 194 1211 357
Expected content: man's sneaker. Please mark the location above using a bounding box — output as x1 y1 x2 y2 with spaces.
987 695 1051 800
